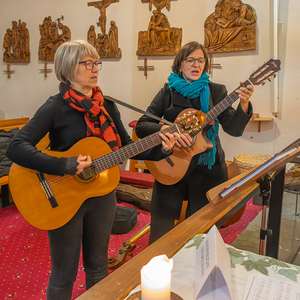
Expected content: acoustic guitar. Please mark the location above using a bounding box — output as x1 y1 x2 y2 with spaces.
145 59 281 185
9 110 205 230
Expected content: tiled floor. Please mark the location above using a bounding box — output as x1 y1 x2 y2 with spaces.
232 191 300 266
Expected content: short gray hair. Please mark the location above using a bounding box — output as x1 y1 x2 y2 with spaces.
54 40 100 85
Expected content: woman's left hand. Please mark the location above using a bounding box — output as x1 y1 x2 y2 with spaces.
235 84 254 113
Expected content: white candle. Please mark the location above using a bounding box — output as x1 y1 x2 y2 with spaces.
141 254 173 300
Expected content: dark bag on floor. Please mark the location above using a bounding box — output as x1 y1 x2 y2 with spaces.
111 206 139 234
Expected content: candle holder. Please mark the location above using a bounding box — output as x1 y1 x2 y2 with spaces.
127 291 183 300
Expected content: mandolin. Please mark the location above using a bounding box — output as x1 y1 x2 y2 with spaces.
9 111 205 230
145 59 281 185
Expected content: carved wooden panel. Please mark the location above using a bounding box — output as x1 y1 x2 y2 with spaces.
3 20 30 63
141 0 170 11
204 0 257 54
38 16 71 61
137 1 181 56
87 0 121 58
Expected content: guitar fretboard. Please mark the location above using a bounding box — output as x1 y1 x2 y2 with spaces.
192 79 253 136
92 125 179 173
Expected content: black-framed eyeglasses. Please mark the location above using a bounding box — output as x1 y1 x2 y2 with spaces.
79 60 102 70
185 58 207 66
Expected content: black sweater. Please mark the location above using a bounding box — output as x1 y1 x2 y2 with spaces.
6 84 169 176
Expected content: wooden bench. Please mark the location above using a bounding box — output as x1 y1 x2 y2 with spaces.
0 118 49 208
0 118 30 207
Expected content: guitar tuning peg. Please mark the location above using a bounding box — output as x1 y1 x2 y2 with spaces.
262 82 265 86
268 78 271 82
274 74 276 78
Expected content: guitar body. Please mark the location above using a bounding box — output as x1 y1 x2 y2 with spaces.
145 109 213 185
144 60 282 185
9 137 120 230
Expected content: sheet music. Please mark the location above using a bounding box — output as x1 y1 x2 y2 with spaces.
243 274 300 300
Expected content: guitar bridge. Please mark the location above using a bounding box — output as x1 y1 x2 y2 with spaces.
36 171 58 208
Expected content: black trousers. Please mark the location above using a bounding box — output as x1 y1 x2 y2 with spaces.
46 192 116 300
148 162 227 245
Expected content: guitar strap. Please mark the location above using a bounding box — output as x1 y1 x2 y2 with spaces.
104 95 174 126
208 85 214 111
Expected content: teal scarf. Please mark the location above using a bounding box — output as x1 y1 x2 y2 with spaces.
168 72 219 168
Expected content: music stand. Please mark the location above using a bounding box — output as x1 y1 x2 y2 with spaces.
207 139 300 258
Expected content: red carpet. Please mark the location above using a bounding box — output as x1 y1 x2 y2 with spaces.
219 198 262 244
0 200 261 299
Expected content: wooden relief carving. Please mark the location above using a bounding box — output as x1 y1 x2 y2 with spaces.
204 0 256 53
87 0 121 58
3 20 30 63
142 0 170 11
137 0 181 56
39 16 71 61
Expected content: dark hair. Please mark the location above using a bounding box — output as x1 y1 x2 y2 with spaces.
172 41 209 74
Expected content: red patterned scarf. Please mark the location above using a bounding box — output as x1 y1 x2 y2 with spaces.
63 86 122 151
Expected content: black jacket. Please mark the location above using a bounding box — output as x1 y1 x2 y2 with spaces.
136 82 253 166
6 83 170 176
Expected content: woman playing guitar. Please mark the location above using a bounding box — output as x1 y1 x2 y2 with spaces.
135 41 254 245
6 40 179 300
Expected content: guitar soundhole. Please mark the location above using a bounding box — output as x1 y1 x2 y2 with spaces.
75 165 97 184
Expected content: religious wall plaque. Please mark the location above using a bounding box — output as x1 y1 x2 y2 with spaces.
87 0 122 58
137 0 181 56
3 20 30 63
204 0 257 54
38 16 71 61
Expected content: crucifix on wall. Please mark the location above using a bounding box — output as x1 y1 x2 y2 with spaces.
88 0 119 36
87 0 122 58
208 54 221 76
137 58 154 78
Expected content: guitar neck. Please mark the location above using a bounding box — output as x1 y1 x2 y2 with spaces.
193 79 253 135
92 124 179 173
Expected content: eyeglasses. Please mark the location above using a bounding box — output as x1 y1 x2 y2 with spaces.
79 60 102 70
185 58 207 66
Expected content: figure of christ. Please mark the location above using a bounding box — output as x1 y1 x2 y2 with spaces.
88 0 118 36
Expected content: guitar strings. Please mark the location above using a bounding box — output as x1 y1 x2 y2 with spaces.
37 113 204 197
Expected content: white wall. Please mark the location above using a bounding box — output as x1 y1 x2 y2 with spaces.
1 0 299 162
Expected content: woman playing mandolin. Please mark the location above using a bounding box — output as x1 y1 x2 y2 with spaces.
135 41 254 244
6 40 179 300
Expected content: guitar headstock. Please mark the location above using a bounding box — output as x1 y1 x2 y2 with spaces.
249 59 281 86
175 110 207 134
